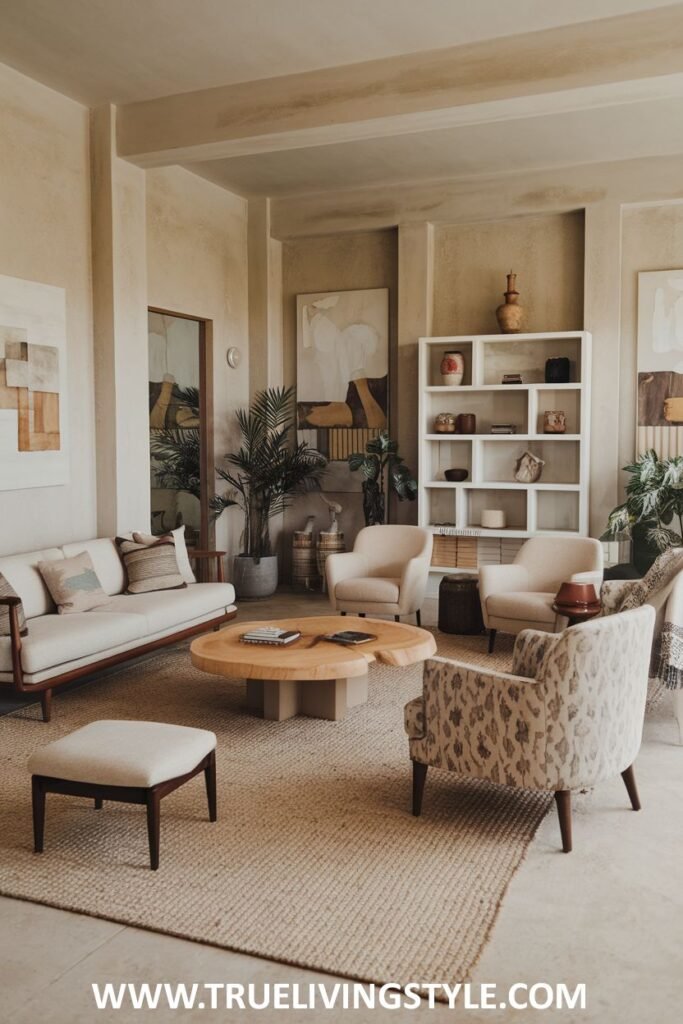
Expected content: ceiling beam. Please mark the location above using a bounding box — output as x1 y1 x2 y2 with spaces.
116 6 683 167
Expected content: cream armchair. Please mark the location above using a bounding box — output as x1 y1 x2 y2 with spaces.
325 525 433 624
479 536 603 651
404 606 655 852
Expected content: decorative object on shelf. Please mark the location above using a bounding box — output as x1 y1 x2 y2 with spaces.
226 346 241 368
490 423 517 434
292 530 320 591
481 509 507 529
211 386 326 598
440 349 465 386
502 373 523 385
545 357 571 384
457 413 476 434
495 271 524 334
348 430 417 526
317 531 345 593
514 450 545 483
438 574 484 635
444 468 468 482
296 287 388 492
434 412 457 433
543 410 567 434
604 448 683 555
319 494 342 533
0 274 68 491
637 269 683 459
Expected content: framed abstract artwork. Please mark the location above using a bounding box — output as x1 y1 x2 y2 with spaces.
637 269 683 458
0 274 69 490
296 287 389 491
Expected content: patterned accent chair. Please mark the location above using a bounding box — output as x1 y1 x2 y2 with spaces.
479 536 604 652
404 606 655 852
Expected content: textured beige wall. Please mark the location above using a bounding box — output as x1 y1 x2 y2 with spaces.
281 230 398 564
433 212 585 336
619 203 683 475
146 166 249 568
0 64 96 555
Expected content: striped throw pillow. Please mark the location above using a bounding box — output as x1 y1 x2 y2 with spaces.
116 536 186 595
0 572 28 636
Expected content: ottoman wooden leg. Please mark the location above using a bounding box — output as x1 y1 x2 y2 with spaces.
32 776 46 853
146 789 161 870
94 797 103 809
204 750 217 822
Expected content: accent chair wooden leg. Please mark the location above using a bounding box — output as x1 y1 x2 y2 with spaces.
621 764 641 811
32 776 46 853
94 797 103 810
488 629 497 654
554 790 572 853
394 614 400 622
40 689 52 723
416 609 422 627
358 612 366 618
205 750 217 822
340 611 346 616
412 761 428 817
146 789 161 870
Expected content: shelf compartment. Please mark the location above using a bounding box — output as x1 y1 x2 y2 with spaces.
481 337 582 386
534 388 581 435
426 488 457 530
425 389 527 435
480 438 580 485
426 340 474 387
466 489 527 532
535 490 580 533
424 438 472 483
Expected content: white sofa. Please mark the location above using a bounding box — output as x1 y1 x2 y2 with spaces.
0 537 236 721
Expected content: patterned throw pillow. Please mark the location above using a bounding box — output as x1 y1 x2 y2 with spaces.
132 526 196 584
0 572 28 636
37 552 110 615
115 536 186 595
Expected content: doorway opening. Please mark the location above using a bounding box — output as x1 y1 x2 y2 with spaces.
148 309 214 554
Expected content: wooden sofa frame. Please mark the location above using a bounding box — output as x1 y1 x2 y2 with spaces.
0 550 236 723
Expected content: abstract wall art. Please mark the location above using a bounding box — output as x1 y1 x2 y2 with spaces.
296 288 388 491
0 274 68 490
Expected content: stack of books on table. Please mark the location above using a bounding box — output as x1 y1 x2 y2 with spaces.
240 626 301 646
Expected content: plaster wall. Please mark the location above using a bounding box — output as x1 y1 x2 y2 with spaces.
0 64 96 555
145 166 249 567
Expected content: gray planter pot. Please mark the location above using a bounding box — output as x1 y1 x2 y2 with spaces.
233 555 278 599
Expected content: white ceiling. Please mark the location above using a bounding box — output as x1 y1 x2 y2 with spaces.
0 0 672 105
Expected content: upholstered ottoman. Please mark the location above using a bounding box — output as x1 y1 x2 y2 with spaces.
28 720 217 870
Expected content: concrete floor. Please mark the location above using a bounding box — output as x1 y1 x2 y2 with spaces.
2 591 682 1023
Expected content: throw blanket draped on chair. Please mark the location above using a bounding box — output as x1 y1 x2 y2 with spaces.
601 547 683 690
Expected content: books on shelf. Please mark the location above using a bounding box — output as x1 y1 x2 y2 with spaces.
240 627 301 646
477 538 503 566
501 538 524 563
490 424 517 434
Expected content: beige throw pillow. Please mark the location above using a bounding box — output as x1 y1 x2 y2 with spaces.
132 525 196 584
37 552 109 615
116 536 186 595
0 572 28 636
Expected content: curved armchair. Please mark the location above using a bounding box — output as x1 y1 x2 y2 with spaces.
404 606 655 852
479 536 603 651
325 525 433 624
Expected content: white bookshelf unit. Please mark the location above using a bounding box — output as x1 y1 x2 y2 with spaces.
418 332 592 591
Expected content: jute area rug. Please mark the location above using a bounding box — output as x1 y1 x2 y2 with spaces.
0 631 550 988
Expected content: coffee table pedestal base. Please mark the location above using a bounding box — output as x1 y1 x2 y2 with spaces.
246 674 369 722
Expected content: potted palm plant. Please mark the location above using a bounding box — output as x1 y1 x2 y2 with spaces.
211 386 326 597
348 431 417 525
604 449 683 569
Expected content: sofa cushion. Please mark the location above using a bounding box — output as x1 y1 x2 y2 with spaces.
133 526 196 585
0 548 63 618
486 590 556 626
116 536 186 594
38 551 110 614
61 538 126 596
0 572 28 637
335 577 401 604
0 611 148 675
90 582 235 634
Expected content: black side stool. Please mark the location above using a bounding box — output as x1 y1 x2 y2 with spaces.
438 574 484 635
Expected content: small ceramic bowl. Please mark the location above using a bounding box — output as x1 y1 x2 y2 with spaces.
555 581 600 609
444 468 468 482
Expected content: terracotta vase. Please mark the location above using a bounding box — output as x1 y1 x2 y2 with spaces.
434 412 457 434
440 350 465 385
495 272 525 334
543 410 567 434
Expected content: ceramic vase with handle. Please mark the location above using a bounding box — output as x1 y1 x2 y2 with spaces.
440 350 465 385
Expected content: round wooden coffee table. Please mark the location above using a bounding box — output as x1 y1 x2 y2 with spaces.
190 615 436 722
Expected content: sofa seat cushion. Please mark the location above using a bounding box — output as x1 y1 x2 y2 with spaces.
486 590 556 627
0 612 148 675
28 720 217 788
90 582 236 634
335 577 401 604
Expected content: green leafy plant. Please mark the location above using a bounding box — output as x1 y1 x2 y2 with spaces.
149 386 201 499
348 431 417 526
211 386 326 559
604 448 683 551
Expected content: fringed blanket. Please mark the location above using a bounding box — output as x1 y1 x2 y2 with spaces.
601 547 683 690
